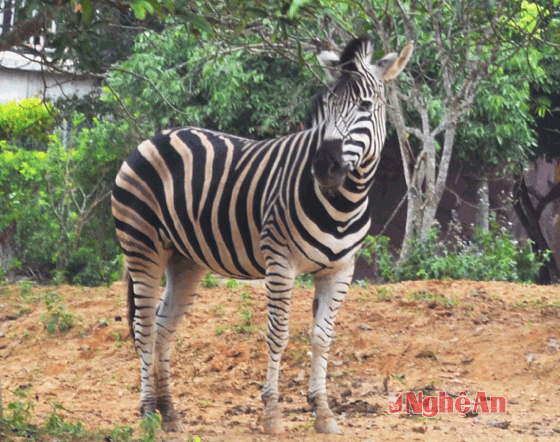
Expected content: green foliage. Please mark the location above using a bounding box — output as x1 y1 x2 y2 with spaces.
214 324 229 336
0 397 182 442
139 413 161 442
100 424 134 442
201 272 220 288
294 273 314 288
360 220 548 284
407 290 458 308
356 236 394 282
233 291 256 334
107 27 316 138
0 98 56 149
2 400 37 437
41 296 76 333
43 402 88 438
0 99 128 285
225 278 240 289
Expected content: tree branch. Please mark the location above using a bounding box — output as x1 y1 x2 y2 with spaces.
0 11 51 52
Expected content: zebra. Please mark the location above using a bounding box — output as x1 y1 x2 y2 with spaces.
111 36 413 434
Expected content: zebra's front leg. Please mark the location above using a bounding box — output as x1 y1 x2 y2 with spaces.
308 265 354 434
261 267 296 434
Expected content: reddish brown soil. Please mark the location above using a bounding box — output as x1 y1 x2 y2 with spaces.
1 279 560 441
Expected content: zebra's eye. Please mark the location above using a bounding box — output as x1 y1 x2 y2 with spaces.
359 100 373 111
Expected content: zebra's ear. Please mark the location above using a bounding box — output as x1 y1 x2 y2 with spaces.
317 50 339 82
376 41 414 81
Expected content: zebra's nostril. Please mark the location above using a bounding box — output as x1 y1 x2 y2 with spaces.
329 161 341 177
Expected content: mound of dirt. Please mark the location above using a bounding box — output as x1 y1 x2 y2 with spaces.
1 280 560 441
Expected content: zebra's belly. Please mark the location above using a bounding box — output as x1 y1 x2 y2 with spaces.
168 218 268 280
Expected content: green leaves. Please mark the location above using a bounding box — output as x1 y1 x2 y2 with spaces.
0 98 127 285
0 98 56 148
129 0 174 20
107 26 315 138
360 221 547 284
288 0 314 19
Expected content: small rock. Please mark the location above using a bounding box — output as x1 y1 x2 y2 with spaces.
341 389 352 398
547 338 560 352
416 349 437 359
351 380 362 389
412 426 426 433
532 429 557 437
293 371 305 384
527 354 534 364
80 345 91 352
358 324 372 330
226 404 253 416
483 419 510 429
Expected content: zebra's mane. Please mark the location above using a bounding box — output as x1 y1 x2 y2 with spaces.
304 36 374 129
337 36 373 75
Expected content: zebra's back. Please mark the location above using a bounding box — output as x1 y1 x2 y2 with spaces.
112 126 316 279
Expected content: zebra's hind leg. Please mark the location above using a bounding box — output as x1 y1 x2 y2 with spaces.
154 253 207 432
308 265 354 434
125 249 172 422
261 264 296 434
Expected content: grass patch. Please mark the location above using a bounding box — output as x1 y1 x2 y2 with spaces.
233 291 256 334
375 286 395 302
224 278 239 289
214 325 229 336
407 290 458 308
210 303 225 317
294 273 313 289
201 272 219 288
40 299 76 333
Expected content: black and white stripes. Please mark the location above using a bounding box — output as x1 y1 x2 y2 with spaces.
111 36 413 434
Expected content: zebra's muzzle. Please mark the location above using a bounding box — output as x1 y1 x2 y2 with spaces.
312 139 349 190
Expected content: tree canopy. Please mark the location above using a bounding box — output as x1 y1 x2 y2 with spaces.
1 0 559 284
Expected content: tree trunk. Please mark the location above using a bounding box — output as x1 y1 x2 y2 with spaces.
476 173 490 232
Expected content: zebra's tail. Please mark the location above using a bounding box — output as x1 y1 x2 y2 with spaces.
126 270 135 340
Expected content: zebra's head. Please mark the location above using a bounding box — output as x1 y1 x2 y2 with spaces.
310 37 413 190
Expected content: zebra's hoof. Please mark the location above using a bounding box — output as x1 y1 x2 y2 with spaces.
162 418 184 433
314 416 339 434
262 416 284 434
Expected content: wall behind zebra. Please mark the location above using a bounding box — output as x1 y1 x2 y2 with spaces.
354 136 560 282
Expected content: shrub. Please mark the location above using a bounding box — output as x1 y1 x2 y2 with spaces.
0 98 56 148
0 100 130 286
358 220 548 283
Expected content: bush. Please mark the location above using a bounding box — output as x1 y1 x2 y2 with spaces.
358 220 549 283
0 99 132 286
0 98 56 149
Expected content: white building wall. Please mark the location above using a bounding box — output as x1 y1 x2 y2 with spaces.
0 51 95 103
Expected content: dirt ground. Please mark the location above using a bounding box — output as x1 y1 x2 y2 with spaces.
1 278 560 441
